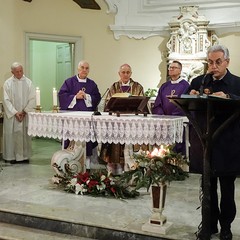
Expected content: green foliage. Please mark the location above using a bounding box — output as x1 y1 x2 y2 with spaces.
55 145 188 198
145 88 158 97
55 169 139 199
119 145 189 191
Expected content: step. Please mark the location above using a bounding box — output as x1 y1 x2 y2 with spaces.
0 208 167 240
0 222 94 240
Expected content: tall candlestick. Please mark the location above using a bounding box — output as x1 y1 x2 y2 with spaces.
36 87 41 106
53 88 58 106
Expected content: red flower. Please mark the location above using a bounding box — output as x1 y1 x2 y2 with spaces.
110 187 116 193
103 177 110 185
77 172 90 183
87 180 99 188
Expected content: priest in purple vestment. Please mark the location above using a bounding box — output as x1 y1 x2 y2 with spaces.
152 60 189 115
58 60 101 171
152 60 189 154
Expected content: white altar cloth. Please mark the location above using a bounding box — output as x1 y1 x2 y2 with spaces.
28 111 186 145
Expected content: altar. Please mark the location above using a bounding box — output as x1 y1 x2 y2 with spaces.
28 111 186 144
27 111 188 174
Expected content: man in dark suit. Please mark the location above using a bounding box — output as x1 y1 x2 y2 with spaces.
188 44 240 240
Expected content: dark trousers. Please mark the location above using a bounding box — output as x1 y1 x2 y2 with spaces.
210 175 236 231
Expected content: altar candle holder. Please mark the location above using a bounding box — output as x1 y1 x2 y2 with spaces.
52 105 60 113
35 105 42 113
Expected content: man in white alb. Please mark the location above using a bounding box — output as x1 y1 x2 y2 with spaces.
3 62 36 164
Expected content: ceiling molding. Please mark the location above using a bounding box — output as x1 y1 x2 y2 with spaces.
104 0 240 39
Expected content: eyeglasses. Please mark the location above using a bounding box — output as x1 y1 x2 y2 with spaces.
168 66 180 70
207 58 228 67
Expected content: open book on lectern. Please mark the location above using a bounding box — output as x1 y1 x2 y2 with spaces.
104 94 150 114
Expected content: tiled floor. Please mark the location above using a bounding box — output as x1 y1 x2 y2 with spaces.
0 138 239 240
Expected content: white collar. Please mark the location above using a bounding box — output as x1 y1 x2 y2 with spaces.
121 80 130 86
170 77 184 84
77 75 87 82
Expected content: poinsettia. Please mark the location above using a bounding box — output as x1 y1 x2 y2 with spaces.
54 145 188 198
61 170 139 199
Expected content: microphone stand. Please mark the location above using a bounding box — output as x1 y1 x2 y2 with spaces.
93 88 109 115
199 73 212 97
199 74 208 96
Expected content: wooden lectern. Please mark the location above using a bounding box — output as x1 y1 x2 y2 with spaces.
168 95 240 240
104 96 150 115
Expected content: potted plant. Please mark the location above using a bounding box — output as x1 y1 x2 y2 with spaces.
119 145 189 228
145 88 158 97
120 145 188 191
144 88 158 111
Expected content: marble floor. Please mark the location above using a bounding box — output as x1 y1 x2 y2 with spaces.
0 138 240 240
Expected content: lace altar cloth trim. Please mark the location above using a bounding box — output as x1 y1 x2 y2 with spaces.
28 111 185 145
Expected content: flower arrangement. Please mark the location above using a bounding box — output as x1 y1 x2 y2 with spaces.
54 145 188 199
57 170 139 199
119 145 189 191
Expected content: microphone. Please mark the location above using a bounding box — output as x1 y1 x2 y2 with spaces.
199 72 212 96
93 88 110 115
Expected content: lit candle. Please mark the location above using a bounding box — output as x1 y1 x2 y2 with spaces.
159 145 166 157
53 88 58 106
36 87 41 106
151 148 158 157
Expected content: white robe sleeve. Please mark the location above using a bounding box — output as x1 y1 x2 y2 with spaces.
68 94 92 108
3 77 18 119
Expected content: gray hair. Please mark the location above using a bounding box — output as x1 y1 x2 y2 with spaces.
78 60 89 68
207 45 230 59
11 62 23 70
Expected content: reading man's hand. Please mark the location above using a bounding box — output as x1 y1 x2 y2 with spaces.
189 89 199 95
211 91 229 99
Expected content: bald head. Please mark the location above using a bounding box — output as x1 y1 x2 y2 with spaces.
118 64 132 84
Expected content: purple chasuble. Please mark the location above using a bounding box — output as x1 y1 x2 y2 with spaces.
121 85 131 93
152 80 189 116
58 75 101 156
152 79 189 155
58 75 101 111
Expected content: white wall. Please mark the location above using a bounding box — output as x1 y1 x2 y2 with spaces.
0 0 240 101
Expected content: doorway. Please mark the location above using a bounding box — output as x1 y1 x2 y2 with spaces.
25 33 83 110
